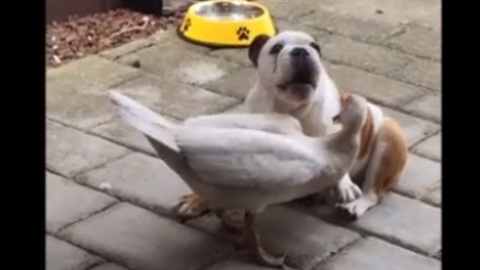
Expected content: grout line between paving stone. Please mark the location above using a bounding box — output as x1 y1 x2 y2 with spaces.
82 260 105 270
47 116 137 157
348 225 438 259
391 189 441 209
408 129 442 151
98 42 157 61
47 230 133 270
323 58 439 92
85 262 133 270
60 171 238 252
72 151 133 179
85 115 118 131
311 25 439 62
419 189 442 208
198 85 245 101
87 130 160 157
401 91 442 124
310 236 365 270
46 165 70 179
411 151 441 163
57 201 120 234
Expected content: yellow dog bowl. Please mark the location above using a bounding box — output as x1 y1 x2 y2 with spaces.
178 0 277 47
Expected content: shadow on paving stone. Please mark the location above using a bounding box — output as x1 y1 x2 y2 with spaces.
189 205 360 270
306 193 441 256
89 263 129 270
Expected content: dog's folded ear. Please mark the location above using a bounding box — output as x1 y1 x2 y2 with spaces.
248 34 270 67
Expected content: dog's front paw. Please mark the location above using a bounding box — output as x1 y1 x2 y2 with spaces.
336 195 378 219
330 179 362 204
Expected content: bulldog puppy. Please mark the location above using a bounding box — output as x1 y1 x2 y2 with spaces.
244 31 408 218
175 30 408 220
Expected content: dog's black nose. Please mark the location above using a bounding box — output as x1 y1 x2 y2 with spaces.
290 47 309 57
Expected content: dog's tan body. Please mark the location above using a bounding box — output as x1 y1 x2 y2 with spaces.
175 31 408 218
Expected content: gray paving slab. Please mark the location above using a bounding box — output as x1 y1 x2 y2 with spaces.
116 43 237 86
111 74 239 120
89 116 163 156
384 23 441 60
46 120 130 177
403 93 441 123
76 153 191 216
207 48 253 68
313 237 441 270
320 34 413 77
381 107 440 147
46 172 117 233
204 68 257 99
411 132 441 161
60 203 232 270
47 56 142 129
46 235 103 270
300 9 403 45
422 188 442 207
286 0 440 32
349 193 441 255
393 153 441 199
326 63 427 107
390 57 441 91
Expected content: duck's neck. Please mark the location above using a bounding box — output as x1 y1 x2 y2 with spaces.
323 116 364 157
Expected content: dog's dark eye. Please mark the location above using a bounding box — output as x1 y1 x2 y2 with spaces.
310 42 321 54
270 44 284 54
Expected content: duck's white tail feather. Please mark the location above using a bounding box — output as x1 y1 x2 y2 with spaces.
108 90 180 153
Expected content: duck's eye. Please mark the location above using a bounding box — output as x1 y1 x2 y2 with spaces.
310 42 321 55
270 44 284 54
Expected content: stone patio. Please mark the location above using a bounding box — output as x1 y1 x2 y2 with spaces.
46 1 441 269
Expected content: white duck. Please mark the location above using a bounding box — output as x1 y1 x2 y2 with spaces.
108 91 368 268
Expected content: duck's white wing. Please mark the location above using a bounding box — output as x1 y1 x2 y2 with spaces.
184 113 303 136
177 127 323 189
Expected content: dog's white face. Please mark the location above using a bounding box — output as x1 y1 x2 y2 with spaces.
248 31 324 106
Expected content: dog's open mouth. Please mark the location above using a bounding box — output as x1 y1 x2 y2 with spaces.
278 70 317 91
277 81 316 91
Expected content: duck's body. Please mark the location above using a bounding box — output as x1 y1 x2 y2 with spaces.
109 90 367 268
177 127 352 213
